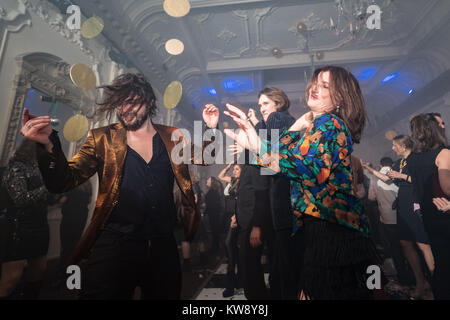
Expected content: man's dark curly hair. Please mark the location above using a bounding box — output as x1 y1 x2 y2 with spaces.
95 73 157 119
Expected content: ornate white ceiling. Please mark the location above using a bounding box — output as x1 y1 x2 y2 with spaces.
70 0 450 134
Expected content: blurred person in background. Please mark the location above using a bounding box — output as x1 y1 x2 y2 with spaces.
408 113 450 299
204 176 224 255
363 157 413 287
369 135 434 299
0 139 51 300
218 164 242 297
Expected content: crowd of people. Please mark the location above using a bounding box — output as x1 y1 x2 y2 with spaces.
362 113 449 299
0 68 448 300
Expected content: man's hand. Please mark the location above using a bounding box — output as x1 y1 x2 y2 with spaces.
203 104 219 128
21 109 53 152
249 226 262 248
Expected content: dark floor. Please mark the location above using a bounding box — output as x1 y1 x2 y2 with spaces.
4 240 434 300
36 246 225 300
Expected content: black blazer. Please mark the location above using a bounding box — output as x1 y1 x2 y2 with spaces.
264 111 296 231
235 160 271 232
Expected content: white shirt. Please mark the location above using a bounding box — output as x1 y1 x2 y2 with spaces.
368 167 398 224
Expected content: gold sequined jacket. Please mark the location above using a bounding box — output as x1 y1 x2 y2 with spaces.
36 122 206 266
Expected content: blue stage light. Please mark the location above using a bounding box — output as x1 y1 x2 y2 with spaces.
222 77 254 91
206 88 217 96
355 67 377 81
381 73 398 83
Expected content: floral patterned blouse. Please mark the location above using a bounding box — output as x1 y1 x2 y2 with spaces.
255 113 370 236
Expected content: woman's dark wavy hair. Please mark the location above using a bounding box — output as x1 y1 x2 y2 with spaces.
258 87 290 111
305 66 366 143
10 138 36 165
95 73 157 120
410 113 448 153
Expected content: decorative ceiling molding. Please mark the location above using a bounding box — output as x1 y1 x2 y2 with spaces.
255 6 274 49
209 9 251 60
178 66 202 82
288 12 329 36
21 0 97 61
68 0 450 127
207 46 404 73
0 0 27 21
125 0 272 22
217 28 237 44
192 13 210 24
0 0 31 64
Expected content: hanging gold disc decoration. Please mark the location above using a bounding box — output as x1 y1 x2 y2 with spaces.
81 16 104 39
163 81 183 109
385 130 398 141
69 64 97 90
63 114 89 142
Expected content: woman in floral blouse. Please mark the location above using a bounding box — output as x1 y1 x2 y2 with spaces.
224 66 381 300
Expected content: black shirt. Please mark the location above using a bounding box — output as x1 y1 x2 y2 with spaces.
104 133 176 239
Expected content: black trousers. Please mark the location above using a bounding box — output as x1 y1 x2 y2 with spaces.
237 228 270 300
224 226 240 290
59 208 88 268
79 230 181 300
270 228 298 300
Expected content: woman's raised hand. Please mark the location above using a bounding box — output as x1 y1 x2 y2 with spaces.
224 103 260 154
203 104 219 128
247 108 259 126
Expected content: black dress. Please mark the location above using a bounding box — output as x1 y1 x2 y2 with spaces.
408 148 450 299
204 188 223 237
392 156 430 244
2 161 50 261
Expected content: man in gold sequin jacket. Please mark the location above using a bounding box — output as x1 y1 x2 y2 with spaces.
21 74 219 299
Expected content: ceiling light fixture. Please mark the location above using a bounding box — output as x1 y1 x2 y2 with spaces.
381 73 398 83
330 0 394 39
165 38 185 55
163 0 191 18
